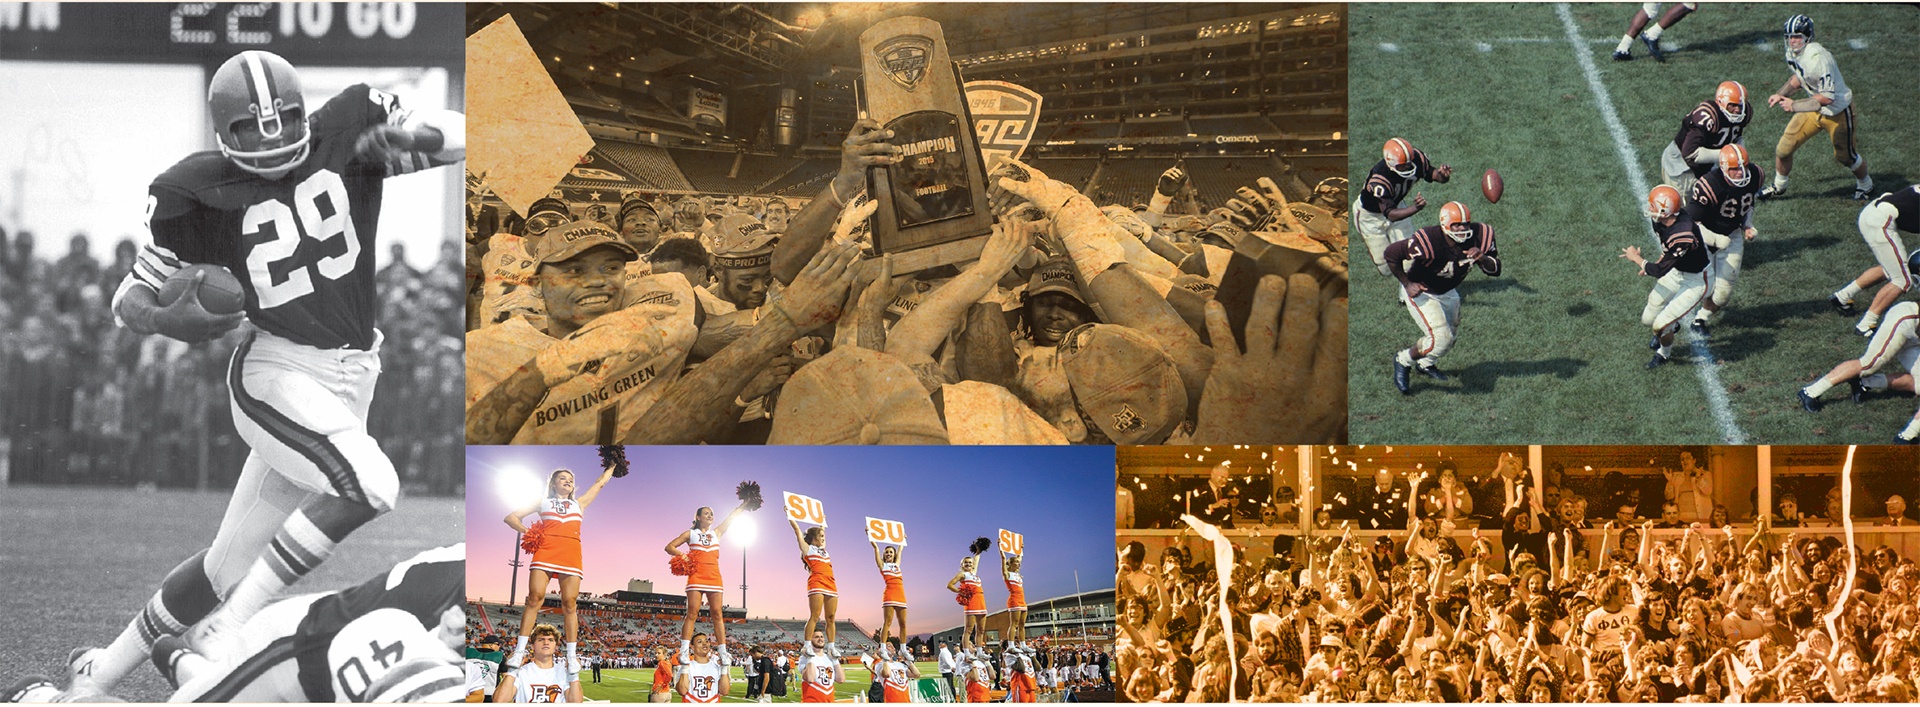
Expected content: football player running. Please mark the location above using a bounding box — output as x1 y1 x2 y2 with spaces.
1829 186 1920 336
1612 2 1696 62
1385 202 1500 394
1797 262 1920 444
1685 145 1763 335
1356 138 1453 277
1759 14 1873 201
1622 185 1709 369
74 50 463 694
1661 82 1751 197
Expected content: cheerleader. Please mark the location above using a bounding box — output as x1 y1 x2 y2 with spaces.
1001 553 1028 652
798 629 839 703
946 540 991 649
664 485 758 659
962 642 992 703
676 633 730 703
877 638 919 703
788 519 840 654
497 624 581 703
505 465 616 670
872 543 907 652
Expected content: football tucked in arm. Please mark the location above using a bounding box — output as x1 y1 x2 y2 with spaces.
158 264 247 314
1482 169 1504 204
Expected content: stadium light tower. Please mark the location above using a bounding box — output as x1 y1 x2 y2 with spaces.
731 515 757 614
496 468 543 605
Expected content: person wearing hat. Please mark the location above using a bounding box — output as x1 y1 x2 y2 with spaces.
466 634 507 702
709 213 781 311
465 219 701 444
478 196 573 326
618 195 663 259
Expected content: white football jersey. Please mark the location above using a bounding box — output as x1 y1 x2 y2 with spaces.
1789 42 1851 113
682 654 729 703
510 660 574 703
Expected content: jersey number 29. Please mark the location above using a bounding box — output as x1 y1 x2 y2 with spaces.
243 169 360 309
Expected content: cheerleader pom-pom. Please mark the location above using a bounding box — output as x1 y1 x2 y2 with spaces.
969 537 992 556
737 481 764 511
520 521 549 554
956 585 978 606
600 445 630 478
670 554 696 577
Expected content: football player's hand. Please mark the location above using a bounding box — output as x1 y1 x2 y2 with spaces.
1433 165 1453 183
835 119 902 194
987 159 1052 221
1411 194 1428 211
976 220 1029 276
1157 166 1188 197
1744 227 1757 242
740 353 796 402
353 125 417 166
153 271 246 343
534 311 660 387
994 159 1084 217
1767 94 1787 108
1619 246 1646 270
775 240 862 331
1196 273 1345 444
1404 281 1426 299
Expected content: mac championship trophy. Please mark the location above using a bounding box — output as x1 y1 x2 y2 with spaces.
858 16 994 273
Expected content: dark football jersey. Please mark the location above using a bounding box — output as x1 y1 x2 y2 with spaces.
1644 211 1709 277
1686 166 1765 237
1670 102 1751 178
1874 185 1920 233
1385 223 1499 295
1359 148 1436 216
293 545 462 701
140 84 401 350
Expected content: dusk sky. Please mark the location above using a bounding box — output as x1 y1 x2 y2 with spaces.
467 446 1116 636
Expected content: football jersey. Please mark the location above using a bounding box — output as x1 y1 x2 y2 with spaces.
466 657 500 698
1687 166 1765 237
800 655 837 702
1670 101 1751 178
1385 223 1500 295
510 660 574 703
1788 42 1851 113
1874 186 1920 233
292 544 464 701
682 654 728 703
881 660 913 702
1644 211 1710 277
132 84 429 350
1359 148 1437 216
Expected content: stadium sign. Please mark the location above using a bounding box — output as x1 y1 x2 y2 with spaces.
687 87 728 129
0 2 462 65
1215 135 1262 143
963 80 1043 170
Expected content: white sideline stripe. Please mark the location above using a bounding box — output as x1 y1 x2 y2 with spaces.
1555 2 1748 444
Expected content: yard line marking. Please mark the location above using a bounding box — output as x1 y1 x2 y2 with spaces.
1555 1 1749 444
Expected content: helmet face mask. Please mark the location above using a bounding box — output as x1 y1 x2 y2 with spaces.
1784 15 1814 57
1647 185 1682 222
1439 202 1472 243
209 50 311 180
1715 82 1747 123
1720 144 1751 188
1384 138 1417 179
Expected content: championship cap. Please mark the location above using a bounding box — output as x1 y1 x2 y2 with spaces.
1025 257 1088 306
532 220 639 264
618 195 658 223
1056 323 1187 445
709 213 778 269
527 196 571 220
768 347 949 445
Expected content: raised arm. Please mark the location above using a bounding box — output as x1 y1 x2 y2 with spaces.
714 502 749 538
576 465 618 509
885 219 1026 363
493 673 517 703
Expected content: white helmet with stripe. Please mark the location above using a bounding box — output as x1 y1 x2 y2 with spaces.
208 50 311 179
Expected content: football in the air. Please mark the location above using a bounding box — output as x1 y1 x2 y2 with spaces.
1483 169 1505 204
158 264 247 314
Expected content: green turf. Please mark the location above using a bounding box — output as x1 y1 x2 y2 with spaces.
580 661 944 703
0 484 462 702
1348 3 1920 443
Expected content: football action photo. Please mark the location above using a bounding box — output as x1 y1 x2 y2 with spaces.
1348 3 1920 444
465 445 1118 702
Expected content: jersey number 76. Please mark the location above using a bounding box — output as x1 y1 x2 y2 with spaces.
243 169 360 309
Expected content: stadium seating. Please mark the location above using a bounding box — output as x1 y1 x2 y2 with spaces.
763 158 839 197
1085 159 1177 207
1183 156 1292 205
669 150 804 194
1032 158 1099 191
1120 119 1192 139
1187 114 1280 136
596 142 695 191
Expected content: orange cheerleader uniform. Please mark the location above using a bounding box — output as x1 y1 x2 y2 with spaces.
965 663 990 702
800 655 836 703
880 561 906 608
804 544 838 597
529 497 584 578
686 528 723 594
1005 571 1027 611
881 660 912 702
961 571 986 616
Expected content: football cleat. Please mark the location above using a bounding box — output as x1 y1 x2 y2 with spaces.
64 647 103 695
1393 359 1412 395
1848 378 1868 404
1691 319 1710 336
1383 138 1419 179
1719 144 1751 187
1417 364 1448 381
1853 185 1876 201
150 635 192 688
1858 325 1878 337
208 51 311 180
1758 184 1786 200
1643 35 1665 62
1649 333 1661 350
1829 295 1857 315
3 675 60 703
1612 49 1633 61
1898 434 1920 445
1647 353 1671 369
1797 390 1822 413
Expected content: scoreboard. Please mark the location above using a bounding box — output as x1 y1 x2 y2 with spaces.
0 3 462 66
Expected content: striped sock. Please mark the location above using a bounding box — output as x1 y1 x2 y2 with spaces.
210 496 378 636
82 549 218 691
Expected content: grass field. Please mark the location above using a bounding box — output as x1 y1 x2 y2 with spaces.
578 661 944 703
1348 3 1920 443
0 484 461 702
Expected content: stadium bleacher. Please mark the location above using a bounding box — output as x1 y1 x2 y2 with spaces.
1187 114 1281 136
669 149 804 194
1032 157 1099 191
1183 156 1292 205
596 142 695 191
763 158 839 197
1120 118 1192 139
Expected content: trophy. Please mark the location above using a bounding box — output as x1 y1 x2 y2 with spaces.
857 16 995 274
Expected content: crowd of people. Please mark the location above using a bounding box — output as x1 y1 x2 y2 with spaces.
464 119 1348 446
1116 456 1920 703
0 227 464 493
